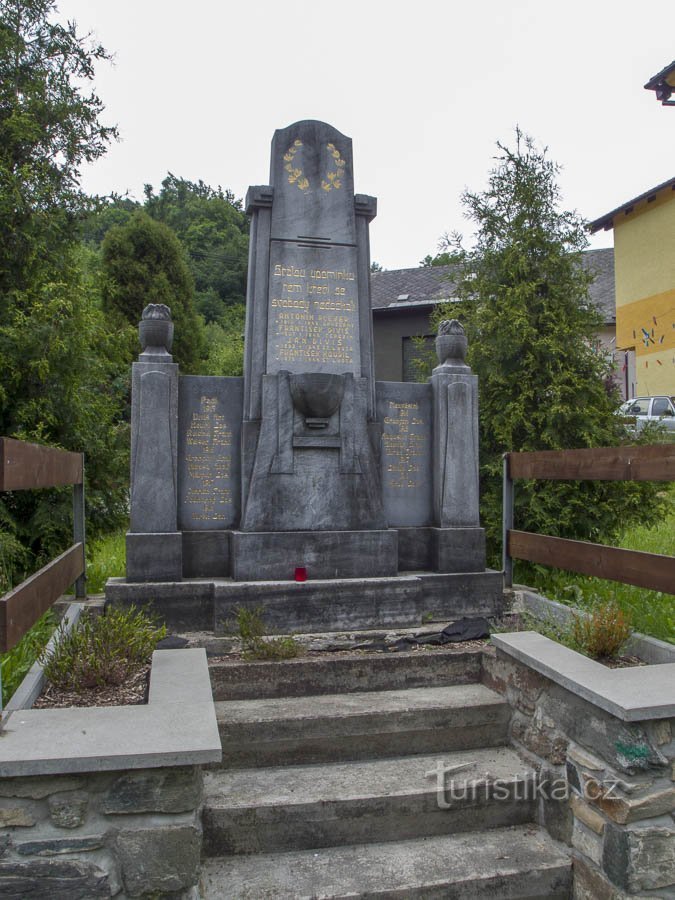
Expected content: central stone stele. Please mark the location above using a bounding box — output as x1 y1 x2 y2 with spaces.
113 120 502 631
237 120 393 578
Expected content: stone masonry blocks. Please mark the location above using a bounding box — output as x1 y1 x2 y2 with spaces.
481 644 675 897
0 765 204 898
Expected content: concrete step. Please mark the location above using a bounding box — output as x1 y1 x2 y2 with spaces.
208 646 483 701
214 683 510 768
202 746 536 856
198 824 572 899
213 570 504 634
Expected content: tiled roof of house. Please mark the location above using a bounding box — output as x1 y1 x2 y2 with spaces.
370 265 458 310
371 247 615 325
582 247 615 324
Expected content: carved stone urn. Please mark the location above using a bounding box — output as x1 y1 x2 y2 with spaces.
289 373 345 427
139 304 174 355
435 319 467 367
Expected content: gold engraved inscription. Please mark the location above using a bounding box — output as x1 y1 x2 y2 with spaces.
270 262 357 366
185 396 233 521
382 401 427 490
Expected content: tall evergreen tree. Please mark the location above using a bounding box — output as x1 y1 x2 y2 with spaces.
431 129 665 559
101 211 206 373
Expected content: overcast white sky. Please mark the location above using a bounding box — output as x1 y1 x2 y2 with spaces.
57 0 673 270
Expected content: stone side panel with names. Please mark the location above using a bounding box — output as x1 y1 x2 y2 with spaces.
376 381 433 527
178 376 243 530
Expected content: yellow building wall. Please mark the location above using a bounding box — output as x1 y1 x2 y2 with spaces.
613 188 675 396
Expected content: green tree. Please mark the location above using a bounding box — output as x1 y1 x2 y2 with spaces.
419 250 459 268
144 174 249 323
0 0 116 295
0 253 130 565
101 211 206 373
81 194 139 247
430 129 666 561
204 303 245 376
0 0 128 585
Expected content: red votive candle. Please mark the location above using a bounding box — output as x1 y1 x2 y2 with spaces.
294 567 307 582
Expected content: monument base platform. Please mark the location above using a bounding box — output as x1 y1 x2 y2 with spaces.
397 527 486 572
126 527 486 581
126 532 183 582
105 569 504 634
231 529 398 581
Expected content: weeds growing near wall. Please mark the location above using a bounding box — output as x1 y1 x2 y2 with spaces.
234 606 300 661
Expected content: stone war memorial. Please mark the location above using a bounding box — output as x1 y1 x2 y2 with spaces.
107 120 502 632
6 120 674 900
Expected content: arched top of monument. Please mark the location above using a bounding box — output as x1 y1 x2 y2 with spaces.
272 119 351 150
269 120 356 244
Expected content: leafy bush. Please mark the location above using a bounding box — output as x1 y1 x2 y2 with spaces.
235 606 299 661
41 606 166 690
0 525 31 596
570 600 632 660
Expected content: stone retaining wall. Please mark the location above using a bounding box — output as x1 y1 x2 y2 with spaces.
0 765 203 897
0 647 221 898
483 639 675 898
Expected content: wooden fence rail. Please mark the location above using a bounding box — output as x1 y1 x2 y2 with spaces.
0 437 83 491
0 438 85 660
503 445 675 595
507 445 675 482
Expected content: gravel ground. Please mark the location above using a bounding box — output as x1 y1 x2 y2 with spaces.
34 663 150 708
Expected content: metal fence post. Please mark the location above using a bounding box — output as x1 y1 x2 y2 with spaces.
73 453 86 599
503 453 514 588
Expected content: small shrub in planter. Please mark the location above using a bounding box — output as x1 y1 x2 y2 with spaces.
41 606 166 690
570 599 632 660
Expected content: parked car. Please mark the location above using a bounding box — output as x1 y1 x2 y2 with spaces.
618 396 675 434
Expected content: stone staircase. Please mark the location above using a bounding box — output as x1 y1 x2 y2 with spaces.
198 644 572 898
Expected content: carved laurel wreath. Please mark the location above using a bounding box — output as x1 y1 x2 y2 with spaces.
283 140 346 193
283 140 310 192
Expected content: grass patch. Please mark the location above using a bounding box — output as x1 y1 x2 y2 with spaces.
85 530 126 594
528 486 675 644
0 610 58 705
